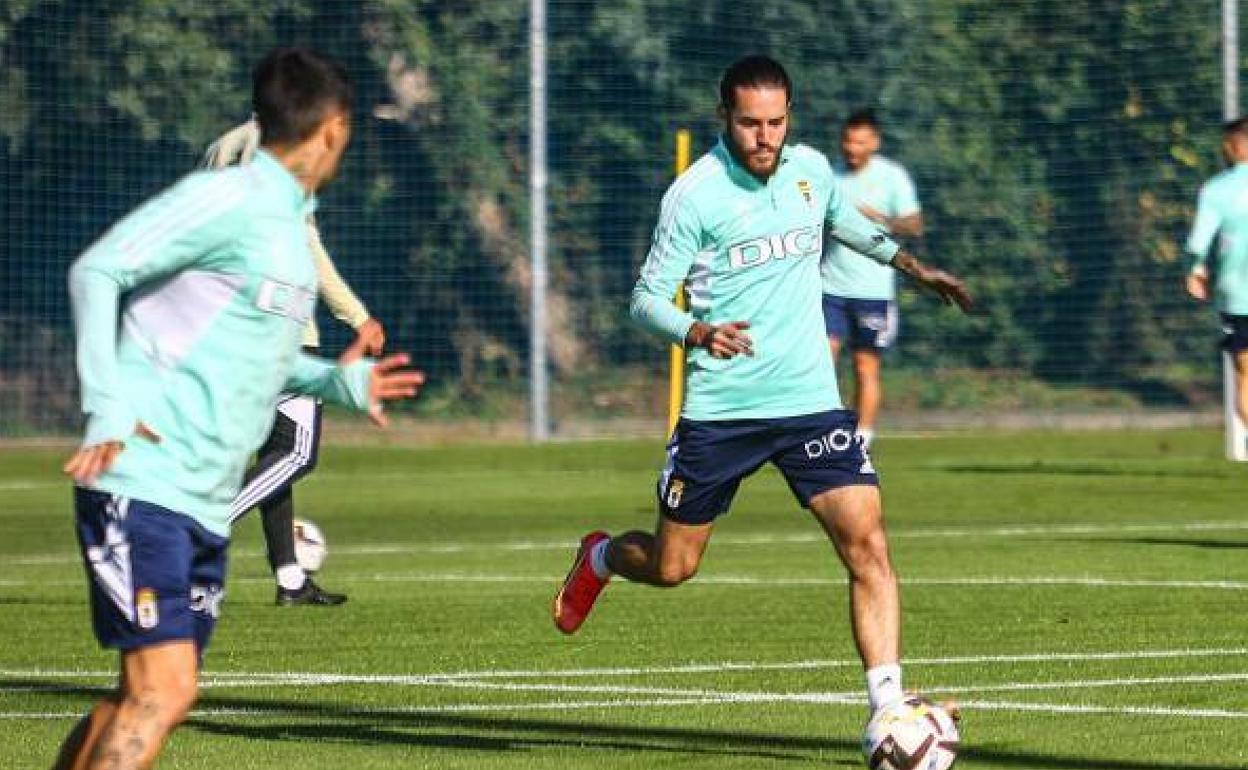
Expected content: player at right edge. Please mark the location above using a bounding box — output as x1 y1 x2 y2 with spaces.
553 55 973 723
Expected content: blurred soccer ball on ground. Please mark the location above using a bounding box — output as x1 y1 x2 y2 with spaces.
862 695 960 770
292 517 328 573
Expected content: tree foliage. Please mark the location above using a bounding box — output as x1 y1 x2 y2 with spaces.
0 0 1231 429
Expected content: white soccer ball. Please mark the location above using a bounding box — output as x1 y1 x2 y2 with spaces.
862 695 960 770
292 517 328 573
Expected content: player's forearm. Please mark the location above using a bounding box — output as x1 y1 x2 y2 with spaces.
286 353 373 411
310 221 371 328
629 285 694 346
68 263 135 446
887 213 924 239
889 249 928 281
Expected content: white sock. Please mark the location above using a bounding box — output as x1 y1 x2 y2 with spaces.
858 427 876 449
866 663 903 711
275 563 308 591
589 538 613 579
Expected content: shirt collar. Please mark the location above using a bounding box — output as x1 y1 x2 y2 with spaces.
715 136 792 190
252 149 317 216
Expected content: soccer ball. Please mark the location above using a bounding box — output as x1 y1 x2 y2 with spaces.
862 695 960 770
292 517 328 573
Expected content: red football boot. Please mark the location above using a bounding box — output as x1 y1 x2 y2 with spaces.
552 531 611 634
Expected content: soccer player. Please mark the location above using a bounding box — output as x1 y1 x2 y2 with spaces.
1186 117 1248 430
821 109 923 449
203 117 386 606
54 48 424 770
552 56 971 721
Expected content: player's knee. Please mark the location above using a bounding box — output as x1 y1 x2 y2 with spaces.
160 672 199 720
844 528 893 581
655 556 699 587
125 677 197 727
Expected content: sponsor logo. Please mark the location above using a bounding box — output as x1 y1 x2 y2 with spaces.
190 584 225 620
666 478 685 509
727 224 822 270
135 588 159 630
804 428 856 459
256 279 316 324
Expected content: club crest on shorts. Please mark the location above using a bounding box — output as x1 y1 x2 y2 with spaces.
135 587 159 630
666 478 685 509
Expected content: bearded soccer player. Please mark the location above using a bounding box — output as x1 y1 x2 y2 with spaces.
54 48 424 770
552 55 972 720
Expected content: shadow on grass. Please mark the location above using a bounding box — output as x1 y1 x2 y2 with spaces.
1085 536 1248 550
13 681 1244 770
934 462 1231 480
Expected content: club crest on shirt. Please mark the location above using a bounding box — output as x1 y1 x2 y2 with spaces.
135 588 159 630
797 179 813 206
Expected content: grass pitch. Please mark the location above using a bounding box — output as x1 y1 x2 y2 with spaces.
2 429 1247 769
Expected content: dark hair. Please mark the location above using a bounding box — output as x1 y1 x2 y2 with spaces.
719 55 792 110
844 108 881 132
1225 116 1248 139
252 47 353 146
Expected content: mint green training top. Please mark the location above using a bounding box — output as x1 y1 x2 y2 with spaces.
630 138 900 420
1187 162 1248 315
69 150 373 536
820 155 920 300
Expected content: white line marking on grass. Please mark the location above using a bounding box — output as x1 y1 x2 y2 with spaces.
7 648 1248 689
5 572 1248 592
4 695 1248 721
7 518 1248 566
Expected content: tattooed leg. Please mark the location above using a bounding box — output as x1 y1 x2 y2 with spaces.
72 642 199 770
51 695 119 770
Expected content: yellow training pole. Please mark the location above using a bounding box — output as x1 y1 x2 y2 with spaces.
667 129 692 437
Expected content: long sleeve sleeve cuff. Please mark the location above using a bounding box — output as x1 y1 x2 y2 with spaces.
629 288 695 347
82 408 136 449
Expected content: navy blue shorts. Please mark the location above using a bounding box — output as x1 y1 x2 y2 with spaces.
1223 314 1248 354
657 410 878 525
74 488 228 653
823 295 899 351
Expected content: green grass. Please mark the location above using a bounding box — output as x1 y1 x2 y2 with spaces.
2 429 1248 769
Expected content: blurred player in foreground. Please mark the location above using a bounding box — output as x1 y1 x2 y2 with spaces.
1186 117 1248 432
203 118 386 606
55 47 424 770
821 109 923 448
553 55 971 722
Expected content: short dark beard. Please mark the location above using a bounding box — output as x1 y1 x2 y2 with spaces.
723 128 784 181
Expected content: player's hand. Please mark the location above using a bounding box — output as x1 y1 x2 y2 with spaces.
916 268 975 313
63 423 160 485
366 353 425 427
687 321 754 359
339 318 387 364
926 271 974 312
1186 272 1210 302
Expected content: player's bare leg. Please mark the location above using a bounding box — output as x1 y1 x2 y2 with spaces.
828 336 844 362
606 517 714 587
852 349 883 444
554 518 713 633
56 641 199 770
1234 350 1248 426
808 484 902 710
51 694 118 770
